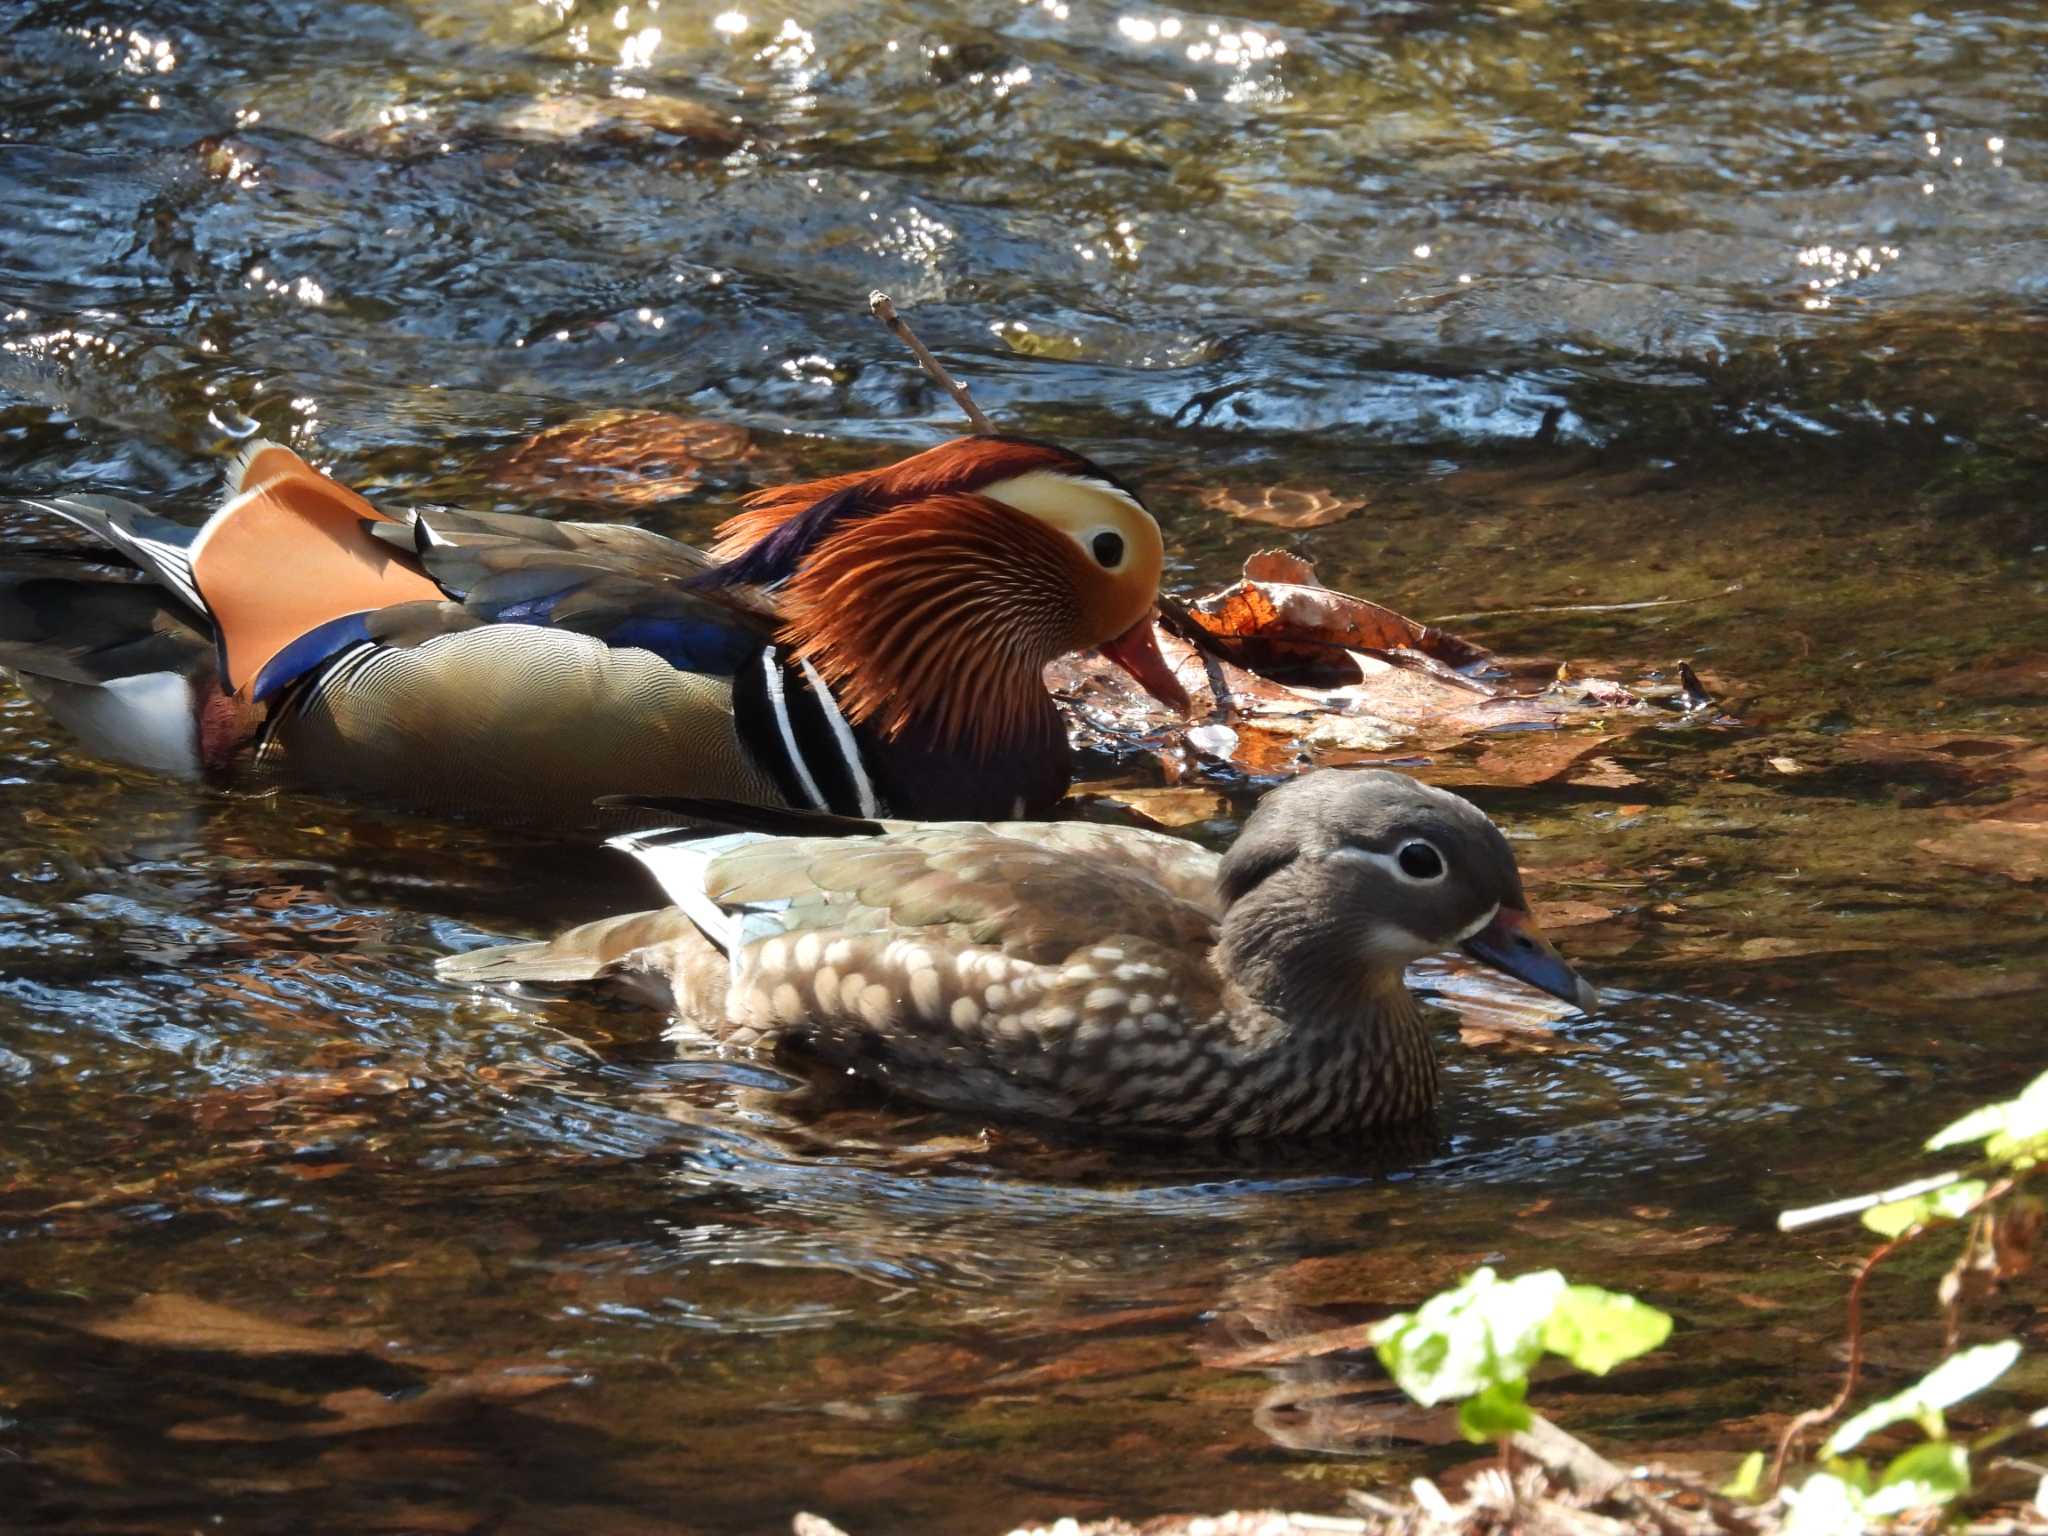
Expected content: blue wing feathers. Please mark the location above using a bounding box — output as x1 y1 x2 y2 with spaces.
252 612 374 702
603 616 757 674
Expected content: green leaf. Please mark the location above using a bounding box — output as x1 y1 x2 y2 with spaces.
1825 1340 2023 1454
1780 1472 1868 1536
1371 1267 1566 1407
1862 1179 1989 1238
1823 1457 1875 1495
1720 1450 1766 1501
1457 1378 1532 1443
1541 1284 1673 1374
1865 1442 1970 1516
1927 1072 2048 1165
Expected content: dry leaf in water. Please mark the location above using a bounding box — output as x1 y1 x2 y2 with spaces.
82 1293 368 1358
1079 786 1230 826
489 410 749 506
1917 819 2048 883
1198 484 1367 529
1052 552 1708 785
1182 572 1491 673
496 93 743 150
170 1369 575 1442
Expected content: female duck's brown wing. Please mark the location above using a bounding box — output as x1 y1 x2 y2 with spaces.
615 823 1232 1124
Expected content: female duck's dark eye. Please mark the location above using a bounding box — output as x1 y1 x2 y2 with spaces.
1091 531 1125 567
1397 841 1445 880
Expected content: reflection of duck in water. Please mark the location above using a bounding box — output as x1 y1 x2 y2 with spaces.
0 435 1183 824
444 769 1599 1140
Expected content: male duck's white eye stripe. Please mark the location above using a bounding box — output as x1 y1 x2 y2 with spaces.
977 469 1152 529
1080 477 1148 517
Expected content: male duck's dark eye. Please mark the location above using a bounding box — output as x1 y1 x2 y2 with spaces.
1397 841 1445 880
1091 531 1125 567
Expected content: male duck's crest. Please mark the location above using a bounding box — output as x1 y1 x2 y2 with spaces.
0 434 1182 825
705 434 1173 754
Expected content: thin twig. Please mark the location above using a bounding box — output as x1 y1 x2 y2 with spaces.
1770 1232 1904 1490
1427 596 1702 624
1972 1406 2048 1460
1773 1173 2021 1489
1514 1415 1714 1536
867 290 994 433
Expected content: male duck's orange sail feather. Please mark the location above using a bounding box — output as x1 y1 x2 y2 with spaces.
189 445 442 693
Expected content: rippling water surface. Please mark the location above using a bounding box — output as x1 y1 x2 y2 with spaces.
1 0 2044 1530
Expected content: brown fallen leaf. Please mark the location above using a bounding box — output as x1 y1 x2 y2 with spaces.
169 1369 575 1442
1735 936 1886 961
1180 573 1491 674
1198 1319 1386 1370
1531 899 1620 929
1242 549 1317 584
1197 484 1367 529
1255 1383 1469 1455
1078 786 1230 826
1050 552 1723 788
82 1293 368 1357
488 410 749 506
497 93 740 147
1566 755 1644 789
1917 819 2048 883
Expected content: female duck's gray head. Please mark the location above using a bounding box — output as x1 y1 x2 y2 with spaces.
1218 769 1599 1011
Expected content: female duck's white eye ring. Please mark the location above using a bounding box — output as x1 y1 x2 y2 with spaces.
1396 840 1446 882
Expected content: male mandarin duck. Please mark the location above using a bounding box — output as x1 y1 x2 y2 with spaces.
440 770 1600 1138
0 434 1184 822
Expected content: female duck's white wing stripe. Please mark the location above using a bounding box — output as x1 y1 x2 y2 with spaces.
606 829 777 960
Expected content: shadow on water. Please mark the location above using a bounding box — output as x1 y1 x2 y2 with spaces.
1 0 2044 1529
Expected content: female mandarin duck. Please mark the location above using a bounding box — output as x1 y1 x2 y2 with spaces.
441 770 1600 1138
0 435 1183 822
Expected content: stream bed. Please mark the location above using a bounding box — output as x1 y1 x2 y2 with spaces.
1 0 2044 1530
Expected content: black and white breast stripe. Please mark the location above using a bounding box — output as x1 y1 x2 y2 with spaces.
253 641 394 763
732 645 883 819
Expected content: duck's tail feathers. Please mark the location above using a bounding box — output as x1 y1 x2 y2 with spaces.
18 494 208 616
0 560 222 778
436 909 697 987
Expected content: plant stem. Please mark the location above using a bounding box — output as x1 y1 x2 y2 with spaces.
1777 1169 1971 1232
